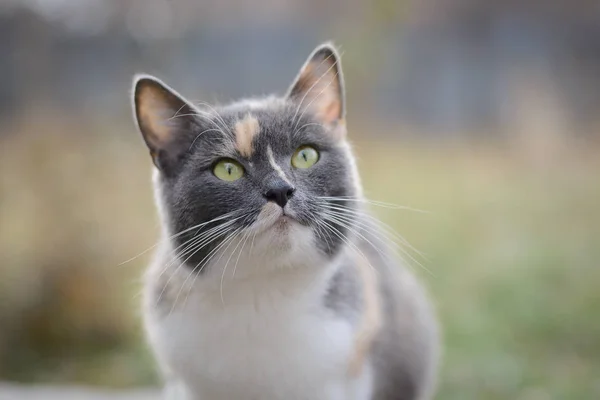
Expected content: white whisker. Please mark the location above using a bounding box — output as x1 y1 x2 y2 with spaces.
292 122 325 140
231 230 252 279
193 102 234 138
119 211 241 266
321 212 391 263
318 218 376 273
189 128 226 150
219 229 248 305
156 214 246 283
317 202 434 276
154 212 250 308
172 227 244 316
318 196 430 213
289 52 336 129
317 200 428 258
292 68 340 134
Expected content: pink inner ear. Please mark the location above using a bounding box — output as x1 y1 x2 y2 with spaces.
290 50 344 126
300 71 342 126
318 95 342 126
139 101 175 143
136 83 187 148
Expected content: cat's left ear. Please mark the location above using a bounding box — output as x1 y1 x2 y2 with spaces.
132 74 199 173
286 42 345 130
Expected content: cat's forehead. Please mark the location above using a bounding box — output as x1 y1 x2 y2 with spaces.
220 97 294 132
212 97 321 158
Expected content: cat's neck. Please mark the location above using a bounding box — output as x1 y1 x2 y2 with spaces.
153 236 350 308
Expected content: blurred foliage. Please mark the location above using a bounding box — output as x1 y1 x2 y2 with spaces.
1 116 599 398
0 115 158 387
357 136 600 399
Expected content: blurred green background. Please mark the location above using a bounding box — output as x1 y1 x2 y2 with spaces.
1 1 599 399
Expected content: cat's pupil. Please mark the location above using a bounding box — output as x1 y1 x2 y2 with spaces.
302 152 307 161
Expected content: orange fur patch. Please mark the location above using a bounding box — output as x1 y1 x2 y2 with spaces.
348 257 383 377
235 114 260 157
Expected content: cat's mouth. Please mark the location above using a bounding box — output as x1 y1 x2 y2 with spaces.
251 203 299 235
272 214 295 227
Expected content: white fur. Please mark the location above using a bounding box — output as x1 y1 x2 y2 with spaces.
266 145 293 186
143 196 373 400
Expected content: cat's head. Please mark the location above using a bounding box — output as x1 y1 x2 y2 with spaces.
132 43 362 276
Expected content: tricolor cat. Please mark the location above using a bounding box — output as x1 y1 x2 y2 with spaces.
132 43 439 400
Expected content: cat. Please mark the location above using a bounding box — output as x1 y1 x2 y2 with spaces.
132 42 439 400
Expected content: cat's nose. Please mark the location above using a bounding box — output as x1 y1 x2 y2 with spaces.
264 183 295 208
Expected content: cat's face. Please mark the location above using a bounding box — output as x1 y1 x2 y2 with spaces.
132 44 361 275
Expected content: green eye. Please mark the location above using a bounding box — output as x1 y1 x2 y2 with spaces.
292 146 319 169
213 159 244 181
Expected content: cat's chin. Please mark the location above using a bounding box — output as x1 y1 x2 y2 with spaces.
252 214 303 247
246 215 321 268
251 203 300 236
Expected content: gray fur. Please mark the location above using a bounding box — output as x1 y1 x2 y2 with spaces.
133 86 355 268
323 260 362 324
133 43 438 400
323 219 439 400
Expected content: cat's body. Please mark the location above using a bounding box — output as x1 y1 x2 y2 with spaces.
133 43 439 400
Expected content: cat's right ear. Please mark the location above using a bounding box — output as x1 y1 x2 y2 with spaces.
286 43 345 129
132 74 198 172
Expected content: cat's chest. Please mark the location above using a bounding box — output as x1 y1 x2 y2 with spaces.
148 274 357 399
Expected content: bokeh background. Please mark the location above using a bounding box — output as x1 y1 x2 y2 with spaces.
1 0 599 399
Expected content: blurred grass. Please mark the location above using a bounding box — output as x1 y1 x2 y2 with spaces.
356 136 600 399
1 117 599 398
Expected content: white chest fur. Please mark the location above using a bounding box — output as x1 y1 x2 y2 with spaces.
144 264 372 400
